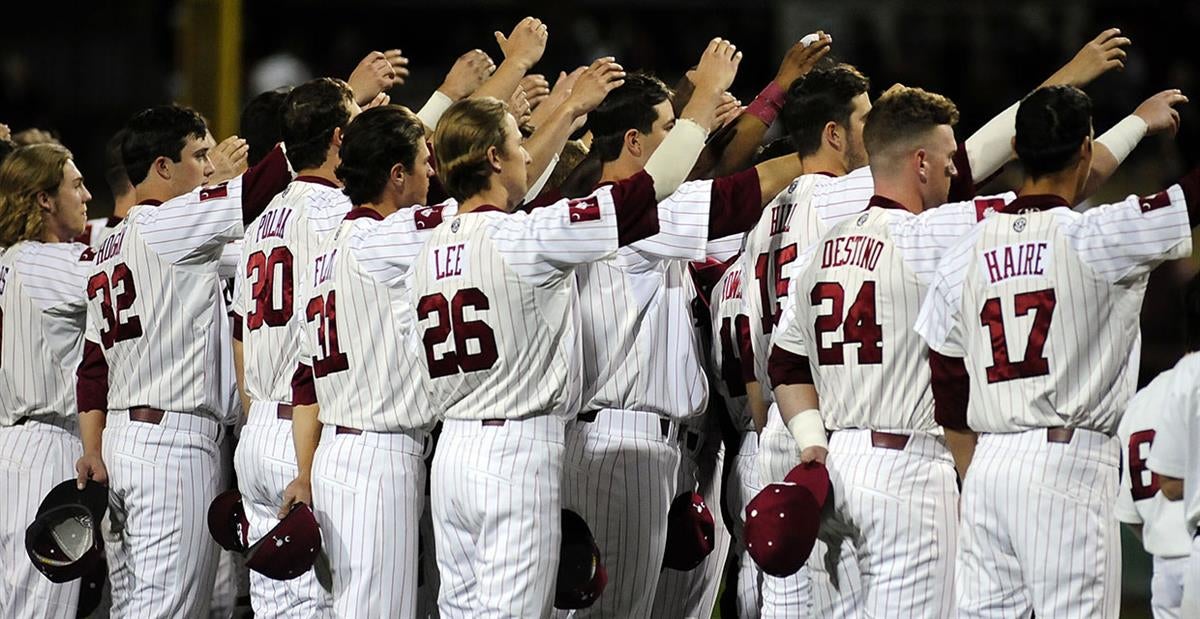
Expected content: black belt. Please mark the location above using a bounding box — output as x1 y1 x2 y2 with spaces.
129 407 166 424
577 410 671 438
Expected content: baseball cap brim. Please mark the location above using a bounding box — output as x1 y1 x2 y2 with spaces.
245 503 322 580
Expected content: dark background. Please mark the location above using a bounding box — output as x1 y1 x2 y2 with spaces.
4 2 1196 613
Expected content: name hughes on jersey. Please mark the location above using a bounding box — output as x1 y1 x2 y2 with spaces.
821 234 884 272
982 241 1050 284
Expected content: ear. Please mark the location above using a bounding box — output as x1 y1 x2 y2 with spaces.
35 190 55 214
390 162 406 189
332 127 345 149
153 156 173 181
624 128 641 158
486 145 503 174
823 121 842 152
915 148 929 184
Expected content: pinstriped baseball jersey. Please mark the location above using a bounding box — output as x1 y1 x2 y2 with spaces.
1147 352 1200 534
916 188 1194 435
576 175 756 420
742 167 876 403
295 202 456 431
709 258 752 429
412 173 673 421
231 177 351 404
770 194 1014 432
83 177 249 420
0 241 93 423
1116 363 1194 557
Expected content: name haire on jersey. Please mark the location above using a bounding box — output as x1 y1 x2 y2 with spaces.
982 241 1049 284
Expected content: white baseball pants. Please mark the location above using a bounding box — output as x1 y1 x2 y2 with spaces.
726 430 764 619
1181 538 1200 619
1151 554 1188 619
758 408 813 618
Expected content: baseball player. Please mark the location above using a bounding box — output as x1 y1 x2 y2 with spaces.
77 130 134 248
0 143 94 617
410 41 741 615
74 104 291 617
915 85 1196 619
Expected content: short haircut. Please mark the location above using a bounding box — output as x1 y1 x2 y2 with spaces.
240 87 291 166
1014 85 1093 179
0 143 74 247
586 73 672 163
335 105 425 206
282 79 356 171
432 98 512 202
781 64 870 157
863 85 959 161
121 104 208 185
104 129 132 199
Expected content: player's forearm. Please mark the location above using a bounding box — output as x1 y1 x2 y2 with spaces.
775 382 828 452
754 154 804 208
775 383 820 423
79 409 106 455
1081 115 1149 201
472 58 530 103
963 102 1018 184
944 428 977 481
291 404 322 481
711 113 772 178
746 381 768 434
522 103 578 192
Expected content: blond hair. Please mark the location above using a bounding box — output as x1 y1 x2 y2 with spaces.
0 143 73 247
433 97 511 202
863 85 959 163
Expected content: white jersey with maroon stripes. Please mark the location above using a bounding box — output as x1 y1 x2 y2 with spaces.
742 166 875 403
295 202 455 431
0 241 93 423
1116 363 1194 558
771 194 1013 432
413 176 707 422
83 178 249 421
708 257 753 429
232 177 351 404
1148 352 1200 535
917 187 1194 435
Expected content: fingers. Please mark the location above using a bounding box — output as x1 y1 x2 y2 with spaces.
1092 27 1122 46
278 495 295 519
75 460 89 490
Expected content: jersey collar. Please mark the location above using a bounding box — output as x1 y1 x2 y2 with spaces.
294 175 339 188
137 199 163 207
867 194 910 211
344 207 384 221
813 171 837 178
1004 194 1070 214
461 204 507 214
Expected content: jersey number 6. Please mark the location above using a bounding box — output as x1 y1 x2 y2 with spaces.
417 288 499 379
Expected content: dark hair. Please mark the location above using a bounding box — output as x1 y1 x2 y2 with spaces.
586 73 672 163
1014 86 1093 179
282 79 356 171
1187 273 1200 352
240 87 291 166
104 129 131 198
121 104 208 185
863 85 959 159
336 105 426 205
432 98 512 202
781 64 870 157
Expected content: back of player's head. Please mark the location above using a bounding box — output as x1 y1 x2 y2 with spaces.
781 64 870 157
121 104 208 186
433 97 512 202
282 79 356 172
0 137 15 165
755 137 798 165
104 129 132 201
240 87 291 167
0 143 74 247
336 105 425 206
1014 86 1093 179
1186 273 1200 351
863 85 959 165
587 73 672 163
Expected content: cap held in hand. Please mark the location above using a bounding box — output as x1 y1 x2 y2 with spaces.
25 479 108 583
207 489 323 581
744 461 832 577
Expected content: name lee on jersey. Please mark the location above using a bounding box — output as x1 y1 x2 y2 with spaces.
431 243 468 281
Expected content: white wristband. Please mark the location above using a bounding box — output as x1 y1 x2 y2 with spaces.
521 153 558 205
786 409 828 451
1095 115 1148 166
643 118 709 200
964 102 1018 183
416 91 455 132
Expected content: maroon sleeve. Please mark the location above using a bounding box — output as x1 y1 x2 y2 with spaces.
708 167 763 240
290 363 318 406
736 317 756 384
608 170 661 246
948 140 976 203
240 145 291 224
232 313 244 342
767 344 813 389
929 350 970 431
76 340 109 413
1179 165 1200 227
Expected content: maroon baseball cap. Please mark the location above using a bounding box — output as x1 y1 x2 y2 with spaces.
207 490 323 581
744 462 831 577
555 509 608 610
25 479 108 583
662 491 716 571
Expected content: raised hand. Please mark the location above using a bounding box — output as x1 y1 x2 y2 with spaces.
348 49 410 105
509 87 533 127
1133 89 1189 136
1041 28 1131 89
520 74 552 110
528 67 585 130
691 38 743 96
440 49 496 100
494 17 549 70
208 135 249 184
714 92 744 128
774 31 833 89
363 92 390 110
563 57 627 117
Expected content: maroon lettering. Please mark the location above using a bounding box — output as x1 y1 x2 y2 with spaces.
980 288 1056 383
418 288 499 378
1128 429 1160 501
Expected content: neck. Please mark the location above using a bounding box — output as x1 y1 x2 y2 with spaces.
296 159 341 186
133 181 180 205
113 194 136 219
39 225 66 244
599 156 644 185
458 183 512 214
872 175 923 214
799 150 847 177
1018 169 1079 205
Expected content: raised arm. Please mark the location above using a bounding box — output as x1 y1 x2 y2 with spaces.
473 17 548 102
1085 89 1189 199
417 50 497 133
347 49 409 106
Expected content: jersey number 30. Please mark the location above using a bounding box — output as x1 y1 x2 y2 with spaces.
417 288 498 379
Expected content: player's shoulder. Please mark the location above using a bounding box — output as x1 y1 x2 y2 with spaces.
930 192 1017 223
17 240 94 269
1119 368 1178 437
1170 351 1200 383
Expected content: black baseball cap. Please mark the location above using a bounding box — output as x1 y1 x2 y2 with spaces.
555 509 608 609
25 479 108 583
